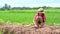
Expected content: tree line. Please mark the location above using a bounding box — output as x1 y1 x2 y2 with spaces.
0 4 60 10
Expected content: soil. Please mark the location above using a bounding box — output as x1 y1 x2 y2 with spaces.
0 23 60 34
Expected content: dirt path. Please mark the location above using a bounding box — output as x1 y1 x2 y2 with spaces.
0 24 60 34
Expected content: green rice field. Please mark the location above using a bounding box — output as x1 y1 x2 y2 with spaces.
0 8 60 25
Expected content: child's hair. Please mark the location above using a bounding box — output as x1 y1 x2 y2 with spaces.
38 8 44 12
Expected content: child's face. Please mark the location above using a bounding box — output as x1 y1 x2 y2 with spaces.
38 12 42 16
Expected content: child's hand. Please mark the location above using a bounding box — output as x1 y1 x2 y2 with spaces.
34 24 38 28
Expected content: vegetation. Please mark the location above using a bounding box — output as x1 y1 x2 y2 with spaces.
0 8 60 25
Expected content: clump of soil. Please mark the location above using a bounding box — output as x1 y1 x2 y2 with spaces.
0 23 60 34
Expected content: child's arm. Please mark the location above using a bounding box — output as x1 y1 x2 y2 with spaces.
33 14 38 23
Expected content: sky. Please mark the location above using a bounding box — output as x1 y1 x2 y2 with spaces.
0 0 60 8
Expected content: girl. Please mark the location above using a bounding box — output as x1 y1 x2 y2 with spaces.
33 8 46 28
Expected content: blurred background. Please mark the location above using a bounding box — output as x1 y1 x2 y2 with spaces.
0 0 60 25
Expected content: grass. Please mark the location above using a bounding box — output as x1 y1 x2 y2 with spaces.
0 8 60 25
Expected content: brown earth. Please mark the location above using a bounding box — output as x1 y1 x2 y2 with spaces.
0 23 60 34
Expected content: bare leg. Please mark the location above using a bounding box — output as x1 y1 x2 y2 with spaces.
34 16 43 28
34 18 40 28
38 16 45 28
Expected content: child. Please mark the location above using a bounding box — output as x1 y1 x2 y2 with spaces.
33 8 46 28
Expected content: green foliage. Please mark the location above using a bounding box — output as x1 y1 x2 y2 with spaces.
0 8 60 25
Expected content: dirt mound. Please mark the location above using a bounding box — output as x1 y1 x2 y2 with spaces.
0 24 60 34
